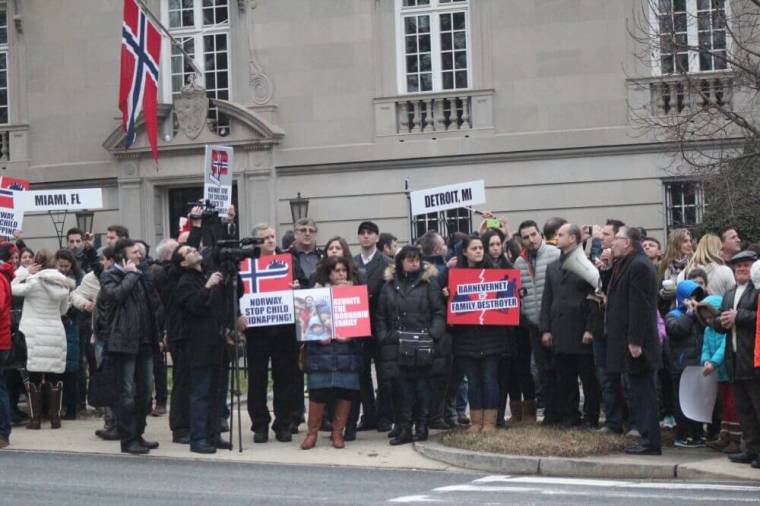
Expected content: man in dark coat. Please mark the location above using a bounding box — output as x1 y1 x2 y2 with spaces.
605 227 662 455
173 243 231 454
350 221 393 434
99 239 161 455
713 251 759 466
540 223 600 428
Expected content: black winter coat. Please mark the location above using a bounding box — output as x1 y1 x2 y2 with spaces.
713 283 758 382
174 268 227 368
375 263 448 379
604 248 662 374
99 268 160 355
665 311 705 373
539 258 595 355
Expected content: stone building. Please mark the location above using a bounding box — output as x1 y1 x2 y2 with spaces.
1 0 723 250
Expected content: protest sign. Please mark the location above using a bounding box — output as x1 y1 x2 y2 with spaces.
294 287 334 342
447 268 520 326
0 176 29 237
332 285 371 339
203 145 233 216
239 254 295 327
409 180 486 216
294 285 371 341
679 365 719 424
0 176 30 191
16 188 103 212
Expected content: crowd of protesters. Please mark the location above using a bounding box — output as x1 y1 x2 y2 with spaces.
0 207 758 469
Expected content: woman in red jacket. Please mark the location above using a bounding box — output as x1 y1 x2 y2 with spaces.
0 242 18 448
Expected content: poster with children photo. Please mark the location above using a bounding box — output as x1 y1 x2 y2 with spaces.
294 288 334 342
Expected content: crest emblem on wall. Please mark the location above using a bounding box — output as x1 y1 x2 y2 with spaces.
174 80 209 140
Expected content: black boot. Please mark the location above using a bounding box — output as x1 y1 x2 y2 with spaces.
343 422 357 442
413 423 429 442
48 381 63 429
389 425 413 446
387 423 401 438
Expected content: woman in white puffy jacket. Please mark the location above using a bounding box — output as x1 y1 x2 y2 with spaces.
11 250 74 430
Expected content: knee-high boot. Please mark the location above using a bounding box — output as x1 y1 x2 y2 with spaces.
301 401 325 450
25 383 42 430
331 400 351 449
48 381 63 429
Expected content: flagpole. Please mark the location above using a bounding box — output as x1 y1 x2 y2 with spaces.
135 0 203 78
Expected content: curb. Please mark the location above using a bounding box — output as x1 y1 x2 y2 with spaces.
414 440 739 481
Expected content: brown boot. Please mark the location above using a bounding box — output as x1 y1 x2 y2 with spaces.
706 430 730 451
301 401 325 450
722 433 742 454
48 381 63 429
331 400 351 449
507 400 523 423
522 400 537 424
466 410 483 433
25 383 42 430
481 409 498 432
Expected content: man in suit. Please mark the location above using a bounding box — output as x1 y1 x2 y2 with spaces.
348 221 393 437
540 223 600 428
606 227 662 455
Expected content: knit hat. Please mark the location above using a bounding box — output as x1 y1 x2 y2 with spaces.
0 242 18 262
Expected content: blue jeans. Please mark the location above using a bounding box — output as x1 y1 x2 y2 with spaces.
0 367 11 440
458 355 500 410
190 365 223 445
111 345 154 445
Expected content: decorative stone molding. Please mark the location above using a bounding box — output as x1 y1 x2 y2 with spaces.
244 0 273 105
174 79 209 140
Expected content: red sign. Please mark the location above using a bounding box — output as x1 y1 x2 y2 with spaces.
332 285 371 339
239 254 293 294
447 268 520 326
0 177 30 192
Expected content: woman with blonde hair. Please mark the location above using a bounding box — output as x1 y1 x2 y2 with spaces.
678 233 736 296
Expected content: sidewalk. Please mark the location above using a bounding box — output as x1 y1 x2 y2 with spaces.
3 411 452 471
415 437 760 482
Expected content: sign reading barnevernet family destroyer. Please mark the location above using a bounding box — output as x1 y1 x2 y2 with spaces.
409 180 486 216
447 268 520 326
239 254 295 327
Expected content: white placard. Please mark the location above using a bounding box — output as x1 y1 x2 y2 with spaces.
0 190 23 237
17 189 103 212
679 365 719 424
240 290 296 327
409 180 486 216
203 145 233 216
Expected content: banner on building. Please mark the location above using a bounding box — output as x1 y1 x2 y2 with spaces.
16 189 103 212
239 254 295 327
0 177 29 237
447 268 520 326
409 180 486 216
203 144 233 216
294 285 371 341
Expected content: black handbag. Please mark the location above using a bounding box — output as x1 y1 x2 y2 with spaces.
397 329 434 369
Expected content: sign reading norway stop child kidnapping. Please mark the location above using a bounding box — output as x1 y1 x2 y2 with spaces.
203 144 233 216
0 176 29 237
239 254 296 327
409 180 486 216
447 268 521 326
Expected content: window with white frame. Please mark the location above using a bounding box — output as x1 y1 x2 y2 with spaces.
653 0 727 75
413 208 472 240
0 1 9 125
664 180 705 230
397 0 471 94
163 0 230 135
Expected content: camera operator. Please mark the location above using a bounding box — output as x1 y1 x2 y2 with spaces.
172 243 232 454
99 239 161 455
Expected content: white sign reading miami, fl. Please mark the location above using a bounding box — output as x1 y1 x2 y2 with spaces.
17 189 103 212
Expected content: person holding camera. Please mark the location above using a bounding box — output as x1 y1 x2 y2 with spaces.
99 239 161 455
375 245 445 445
172 243 231 454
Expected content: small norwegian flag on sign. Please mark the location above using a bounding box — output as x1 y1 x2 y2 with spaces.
239 254 293 294
210 149 229 184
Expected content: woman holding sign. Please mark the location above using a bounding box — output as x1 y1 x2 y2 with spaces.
448 236 510 433
300 257 363 450
375 246 446 445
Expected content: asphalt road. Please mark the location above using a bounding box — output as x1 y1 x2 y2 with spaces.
0 451 758 505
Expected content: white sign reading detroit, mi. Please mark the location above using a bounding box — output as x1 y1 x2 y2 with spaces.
409 180 486 216
17 189 103 212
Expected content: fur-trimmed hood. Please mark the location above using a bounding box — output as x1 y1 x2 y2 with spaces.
384 262 439 283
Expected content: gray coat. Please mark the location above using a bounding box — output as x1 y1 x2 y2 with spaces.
514 242 560 329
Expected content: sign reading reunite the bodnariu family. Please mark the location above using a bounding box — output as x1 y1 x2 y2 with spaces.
203 145 233 216
447 268 521 326
239 254 295 327
294 285 371 341
409 180 486 216
0 177 30 237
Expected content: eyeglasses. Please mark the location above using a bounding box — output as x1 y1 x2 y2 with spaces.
296 227 317 234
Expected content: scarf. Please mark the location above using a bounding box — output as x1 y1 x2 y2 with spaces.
668 256 689 278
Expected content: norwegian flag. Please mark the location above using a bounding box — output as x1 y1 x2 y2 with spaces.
210 150 229 180
119 0 161 162
0 188 13 209
239 254 293 294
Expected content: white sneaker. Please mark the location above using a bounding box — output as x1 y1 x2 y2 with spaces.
626 429 641 438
